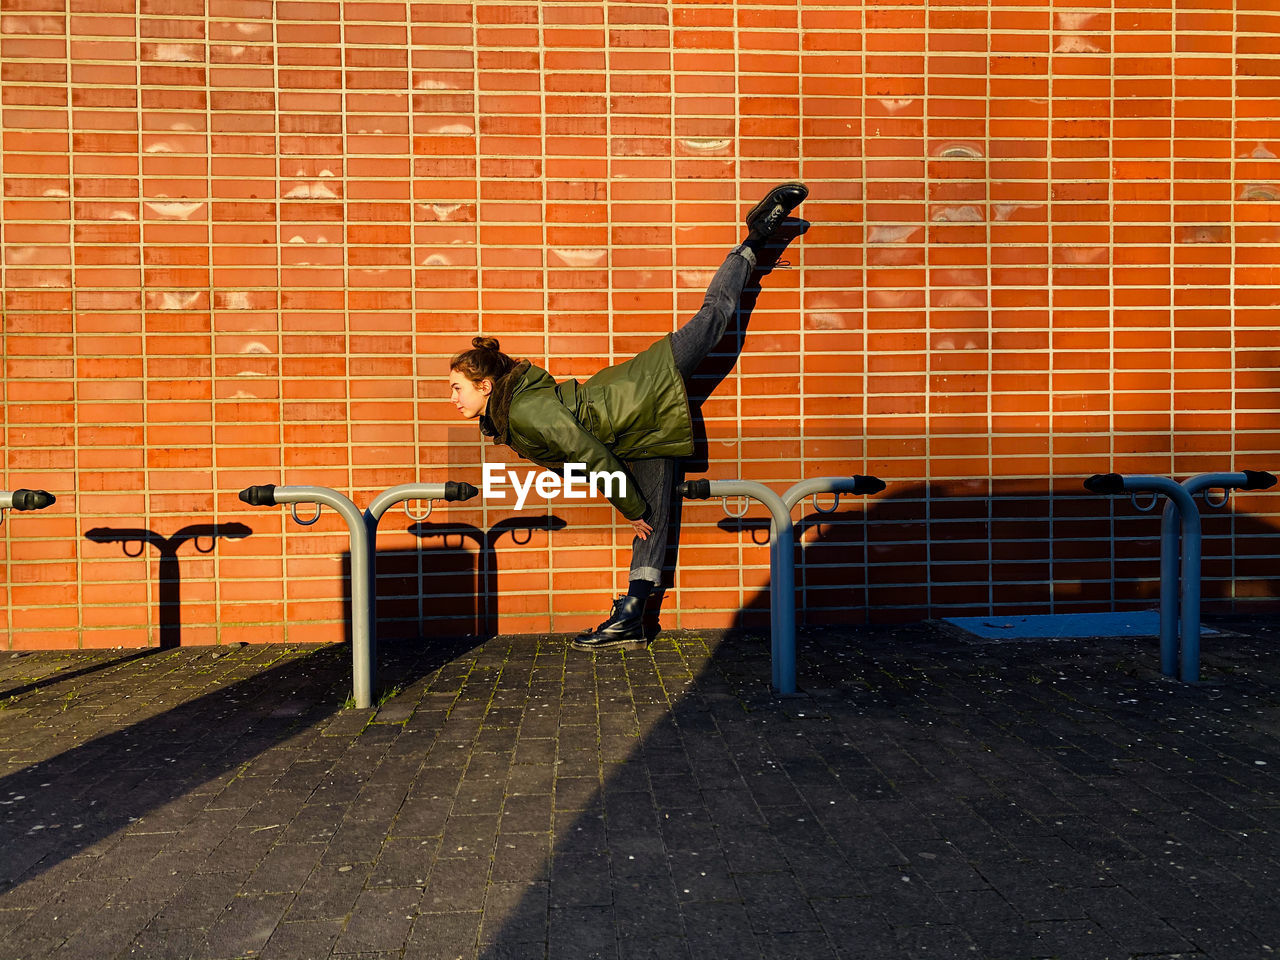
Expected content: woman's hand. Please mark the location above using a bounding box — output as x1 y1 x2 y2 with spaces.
631 518 653 541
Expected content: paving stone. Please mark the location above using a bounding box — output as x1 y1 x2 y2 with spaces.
333 885 422 954
369 835 439 887
321 816 392 864
474 941 546 960
500 794 553 834
548 905 614 960
422 858 490 913
554 776 602 813
680 900 761 957
505 763 555 797
286 862 371 921
491 833 551 883
618 934 690 960
758 929 840 960
441 814 500 858
393 797 453 837
48 900 159 959
1022 919 1124 960
735 872 823 934
124 922 212 959
478 881 547 945
198 892 292 958
548 853 612 908
150 872 243 929
242 841 325 894
404 910 482 960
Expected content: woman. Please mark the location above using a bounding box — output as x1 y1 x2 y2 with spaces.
449 182 808 649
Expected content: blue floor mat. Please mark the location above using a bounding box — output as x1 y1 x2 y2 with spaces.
943 610 1219 641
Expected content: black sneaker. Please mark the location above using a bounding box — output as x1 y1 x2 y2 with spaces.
744 182 809 241
572 596 647 650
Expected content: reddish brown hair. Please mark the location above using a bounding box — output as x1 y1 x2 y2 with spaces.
450 336 515 384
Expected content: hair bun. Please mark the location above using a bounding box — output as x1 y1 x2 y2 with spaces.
472 335 501 352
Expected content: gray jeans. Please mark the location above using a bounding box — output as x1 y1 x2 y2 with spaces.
626 246 756 584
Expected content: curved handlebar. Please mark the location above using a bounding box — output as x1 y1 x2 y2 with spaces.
238 484 278 507
1241 470 1277 491
678 479 713 500
682 476 884 503
10 489 56 511
1084 473 1125 495
444 481 480 502
851 475 887 495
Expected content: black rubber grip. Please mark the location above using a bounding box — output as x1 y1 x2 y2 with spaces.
852 475 887 495
1241 470 1277 491
677 479 712 500
11 489 55 511
238 484 277 507
1084 473 1124 495
444 481 480 502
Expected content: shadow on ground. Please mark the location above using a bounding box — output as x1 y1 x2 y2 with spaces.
0 635 480 953
3 611 1279 958
463 620 1280 960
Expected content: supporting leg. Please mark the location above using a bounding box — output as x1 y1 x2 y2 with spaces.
572 458 675 650
625 457 676 587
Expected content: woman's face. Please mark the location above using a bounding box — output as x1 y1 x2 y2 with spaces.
449 370 491 419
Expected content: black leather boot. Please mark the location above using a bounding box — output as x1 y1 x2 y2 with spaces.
572 596 646 650
744 181 809 242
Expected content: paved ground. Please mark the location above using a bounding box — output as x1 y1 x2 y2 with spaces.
1 617 1279 960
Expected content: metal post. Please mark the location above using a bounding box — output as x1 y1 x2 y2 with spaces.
1157 499 1181 678
1085 474 1198 680
1159 471 1276 681
679 475 884 694
239 484 374 707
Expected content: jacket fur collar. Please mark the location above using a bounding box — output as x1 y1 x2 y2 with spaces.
478 359 531 445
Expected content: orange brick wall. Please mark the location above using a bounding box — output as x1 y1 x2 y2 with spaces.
3 0 1279 650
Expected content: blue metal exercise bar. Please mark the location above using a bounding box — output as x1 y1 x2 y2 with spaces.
1083 470 1276 682
678 475 885 694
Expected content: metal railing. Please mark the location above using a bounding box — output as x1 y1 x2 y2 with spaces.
1084 470 1276 682
678 475 885 694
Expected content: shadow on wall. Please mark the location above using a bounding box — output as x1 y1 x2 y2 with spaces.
406 515 568 640
667 482 1280 636
76 478 1280 656
83 523 253 649
334 515 568 645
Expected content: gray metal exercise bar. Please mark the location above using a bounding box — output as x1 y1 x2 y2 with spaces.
239 484 375 706
363 480 480 656
1083 470 1276 682
0 489 57 517
678 475 885 695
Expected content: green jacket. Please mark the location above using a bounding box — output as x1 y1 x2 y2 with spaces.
478 335 694 520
